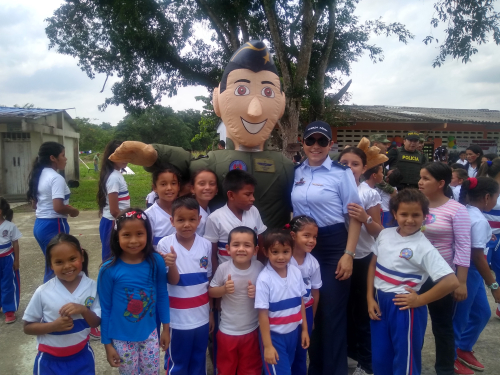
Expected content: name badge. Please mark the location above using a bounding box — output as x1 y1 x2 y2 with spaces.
254 158 276 173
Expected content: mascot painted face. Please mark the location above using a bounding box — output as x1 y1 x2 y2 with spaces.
213 41 286 150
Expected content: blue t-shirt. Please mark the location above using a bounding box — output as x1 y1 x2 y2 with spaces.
97 253 169 344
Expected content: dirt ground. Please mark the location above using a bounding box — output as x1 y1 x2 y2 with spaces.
1 210 499 374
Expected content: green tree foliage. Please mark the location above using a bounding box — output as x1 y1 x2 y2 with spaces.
74 117 116 151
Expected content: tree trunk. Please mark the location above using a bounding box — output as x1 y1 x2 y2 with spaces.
278 96 301 159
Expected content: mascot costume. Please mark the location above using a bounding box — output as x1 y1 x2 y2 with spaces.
110 40 294 229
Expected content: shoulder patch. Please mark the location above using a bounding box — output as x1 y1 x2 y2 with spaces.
332 160 349 170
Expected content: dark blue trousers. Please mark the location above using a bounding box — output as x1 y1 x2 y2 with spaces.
291 305 313 375
0 252 20 312
33 218 70 282
99 217 114 262
308 223 350 375
34 342 95 375
165 323 209 375
260 327 299 375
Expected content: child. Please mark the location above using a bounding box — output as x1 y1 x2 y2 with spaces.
456 151 467 166
255 230 309 375
367 189 459 375
451 168 468 201
288 216 321 375
23 234 100 374
97 208 170 375
27 142 79 282
0 198 21 323
145 164 181 249
97 140 130 262
209 226 264 375
204 169 267 267
157 196 213 375
191 169 218 236
453 177 500 374
481 159 500 319
378 169 402 227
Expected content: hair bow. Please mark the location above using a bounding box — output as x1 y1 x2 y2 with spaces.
487 160 493 166
468 177 478 189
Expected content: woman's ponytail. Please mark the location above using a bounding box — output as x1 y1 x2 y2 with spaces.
459 177 499 205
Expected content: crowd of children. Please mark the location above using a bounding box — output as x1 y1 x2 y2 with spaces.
1 138 499 375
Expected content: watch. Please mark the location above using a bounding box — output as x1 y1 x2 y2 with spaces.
366 216 373 224
344 250 356 258
487 282 499 290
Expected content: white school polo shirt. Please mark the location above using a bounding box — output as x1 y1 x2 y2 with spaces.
255 263 307 334
157 234 212 330
357 182 382 258
195 206 211 237
467 205 492 252
482 196 500 235
0 221 22 256
102 170 130 219
204 204 267 264
289 253 322 308
145 202 175 249
36 168 71 219
373 228 453 294
23 273 101 357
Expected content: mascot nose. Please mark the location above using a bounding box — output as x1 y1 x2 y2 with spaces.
247 97 263 118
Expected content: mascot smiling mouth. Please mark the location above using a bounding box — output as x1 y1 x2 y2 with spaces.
241 117 268 134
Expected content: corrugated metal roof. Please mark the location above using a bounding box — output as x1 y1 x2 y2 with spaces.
0 107 67 119
343 105 500 124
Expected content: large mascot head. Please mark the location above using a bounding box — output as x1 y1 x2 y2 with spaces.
213 40 286 150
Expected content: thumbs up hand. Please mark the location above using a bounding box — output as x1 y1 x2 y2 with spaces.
247 280 256 299
163 246 177 267
225 274 235 295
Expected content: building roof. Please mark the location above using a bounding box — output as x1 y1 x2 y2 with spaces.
0 106 76 126
343 105 500 125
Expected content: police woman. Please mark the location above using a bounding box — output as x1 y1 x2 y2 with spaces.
27 142 79 282
291 121 362 375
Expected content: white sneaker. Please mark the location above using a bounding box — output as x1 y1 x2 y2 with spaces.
352 367 370 375
348 357 358 369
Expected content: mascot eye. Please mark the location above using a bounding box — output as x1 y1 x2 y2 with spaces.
235 85 250 96
261 87 275 98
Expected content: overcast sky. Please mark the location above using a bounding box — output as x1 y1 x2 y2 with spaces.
1 0 499 126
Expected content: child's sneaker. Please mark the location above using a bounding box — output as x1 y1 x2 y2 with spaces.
495 307 500 320
5 312 16 324
90 327 101 340
457 348 484 371
353 366 371 375
454 359 474 374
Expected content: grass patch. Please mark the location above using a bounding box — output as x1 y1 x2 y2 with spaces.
71 161 152 211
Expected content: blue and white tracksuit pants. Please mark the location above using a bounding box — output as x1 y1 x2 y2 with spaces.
0 251 20 313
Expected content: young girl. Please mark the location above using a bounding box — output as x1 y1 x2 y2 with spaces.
145 164 181 249
190 168 218 236
97 208 170 375
340 139 386 375
367 189 459 375
451 168 468 201
97 140 130 262
453 177 500 374
0 198 22 323
255 230 309 375
27 142 79 282
288 216 321 375
23 234 100 374
481 159 500 319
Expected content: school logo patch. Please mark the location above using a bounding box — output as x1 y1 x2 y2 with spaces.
425 214 436 225
399 248 413 260
229 160 247 171
295 178 305 186
199 256 209 269
2 230 8 238
84 296 95 307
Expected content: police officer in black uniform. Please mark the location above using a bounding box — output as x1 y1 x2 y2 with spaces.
387 131 426 189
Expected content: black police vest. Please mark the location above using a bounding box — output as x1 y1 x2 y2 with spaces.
396 148 424 185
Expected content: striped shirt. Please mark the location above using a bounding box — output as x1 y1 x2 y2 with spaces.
102 170 130 219
421 199 471 269
483 196 500 235
145 202 175 249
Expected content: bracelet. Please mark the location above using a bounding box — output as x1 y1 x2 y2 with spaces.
344 250 355 258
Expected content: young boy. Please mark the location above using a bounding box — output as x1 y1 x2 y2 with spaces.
209 226 264 375
157 196 213 375
204 169 267 268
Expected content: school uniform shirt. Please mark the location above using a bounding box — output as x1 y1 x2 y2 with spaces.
467 205 492 252
36 168 71 219
102 170 130 220
483 196 500 235
289 253 322 308
204 204 267 264
146 191 157 205
210 259 264 335
373 228 453 294
22 273 101 356
456 159 467 166
421 199 471 269
467 164 478 178
145 202 175 248
0 221 22 256
157 234 212 330
451 185 462 201
195 206 211 237
291 157 362 228
255 263 307 334
97 253 169 344
356 182 382 259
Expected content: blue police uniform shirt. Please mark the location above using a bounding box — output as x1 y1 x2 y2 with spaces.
291 157 362 227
